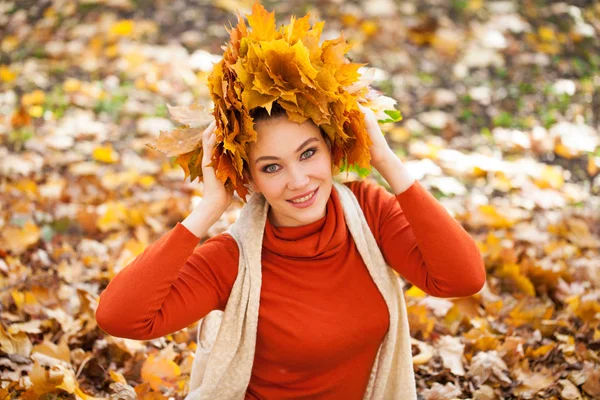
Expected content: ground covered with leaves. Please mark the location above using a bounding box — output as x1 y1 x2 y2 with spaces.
1 0 599 399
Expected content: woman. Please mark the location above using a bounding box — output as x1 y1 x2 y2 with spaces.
95 101 485 398
95 4 486 399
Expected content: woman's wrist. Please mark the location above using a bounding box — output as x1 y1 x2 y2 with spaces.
372 151 416 195
181 201 226 238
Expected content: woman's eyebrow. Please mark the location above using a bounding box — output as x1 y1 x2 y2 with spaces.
254 137 319 164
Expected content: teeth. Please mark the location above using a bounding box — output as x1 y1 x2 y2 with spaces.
290 190 315 203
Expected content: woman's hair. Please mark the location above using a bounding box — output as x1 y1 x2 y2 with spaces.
249 101 289 122
249 101 333 149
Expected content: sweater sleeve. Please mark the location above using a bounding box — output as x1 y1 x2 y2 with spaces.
95 222 239 340
345 179 486 298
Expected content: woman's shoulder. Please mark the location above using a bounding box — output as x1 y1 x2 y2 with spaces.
342 178 397 207
198 232 240 258
174 221 240 258
188 232 240 291
340 179 401 237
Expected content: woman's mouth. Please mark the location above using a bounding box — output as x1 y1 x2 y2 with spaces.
287 188 319 208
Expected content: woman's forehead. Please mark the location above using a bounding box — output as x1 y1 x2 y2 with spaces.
251 118 321 153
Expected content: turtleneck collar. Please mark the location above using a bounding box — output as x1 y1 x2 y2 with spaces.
262 186 348 260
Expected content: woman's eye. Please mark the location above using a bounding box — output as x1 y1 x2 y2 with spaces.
301 148 316 160
262 148 316 173
263 164 279 173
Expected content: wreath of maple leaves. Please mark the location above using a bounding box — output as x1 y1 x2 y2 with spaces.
147 2 401 201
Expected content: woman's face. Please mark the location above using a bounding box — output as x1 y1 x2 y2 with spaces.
248 116 333 228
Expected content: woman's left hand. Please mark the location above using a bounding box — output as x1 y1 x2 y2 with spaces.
358 103 395 168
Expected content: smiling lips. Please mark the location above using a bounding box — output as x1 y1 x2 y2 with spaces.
287 188 318 204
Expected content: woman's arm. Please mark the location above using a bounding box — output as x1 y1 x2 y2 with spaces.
380 153 486 297
347 168 486 298
95 221 239 340
96 121 240 340
356 104 485 298
370 149 415 195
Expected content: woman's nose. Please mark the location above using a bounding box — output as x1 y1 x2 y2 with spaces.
287 165 310 190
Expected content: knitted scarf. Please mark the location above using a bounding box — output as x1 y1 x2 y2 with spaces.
185 181 417 399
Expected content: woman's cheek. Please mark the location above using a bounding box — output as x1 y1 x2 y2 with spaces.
265 173 286 197
317 156 332 176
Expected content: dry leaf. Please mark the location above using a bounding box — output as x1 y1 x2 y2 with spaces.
422 382 463 400
436 335 465 376
467 351 512 386
141 353 182 392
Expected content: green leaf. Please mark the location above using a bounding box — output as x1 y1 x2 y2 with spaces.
51 217 71 234
339 159 371 177
41 225 56 242
378 109 403 124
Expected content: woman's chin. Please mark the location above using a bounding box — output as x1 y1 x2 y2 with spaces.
289 200 327 225
269 184 331 227
269 202 326 227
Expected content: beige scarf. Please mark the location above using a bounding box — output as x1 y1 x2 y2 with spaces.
185 181 417 399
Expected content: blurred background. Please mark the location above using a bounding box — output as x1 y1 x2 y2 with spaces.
1 0 599 399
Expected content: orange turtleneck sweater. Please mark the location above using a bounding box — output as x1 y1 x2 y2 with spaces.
95 179 486 399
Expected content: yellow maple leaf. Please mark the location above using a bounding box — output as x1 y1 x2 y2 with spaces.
141 353 182 392
0 65 17 82
0 221 41 255
508 298 554 329
92 145 120 164
246 1 277 41
109 370 128 384
534 165 564 189
405 285 427 298
497 263 536 296
21 90 46 107
96 201 128 232
407 304 435 339
1 35 19 52
32 340 71 364
110 20 134 37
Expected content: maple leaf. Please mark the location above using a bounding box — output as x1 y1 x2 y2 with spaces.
165 102 213 127
145 103 213 157
246 1 277 41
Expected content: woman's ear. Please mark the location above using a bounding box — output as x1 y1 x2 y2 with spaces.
331 163 340 176
243 169 259 194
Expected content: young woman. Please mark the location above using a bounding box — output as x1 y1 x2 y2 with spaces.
95 100 486 399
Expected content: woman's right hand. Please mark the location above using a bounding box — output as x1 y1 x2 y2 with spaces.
199 121 233 213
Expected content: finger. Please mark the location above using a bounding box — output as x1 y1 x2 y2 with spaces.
206 134 217 150
202 156 214 170
360 107 377 126
202 121 216 140
358 104 374 121
205 120 216 134
202 122 218 167
358 103 374 116
202 146 213 167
